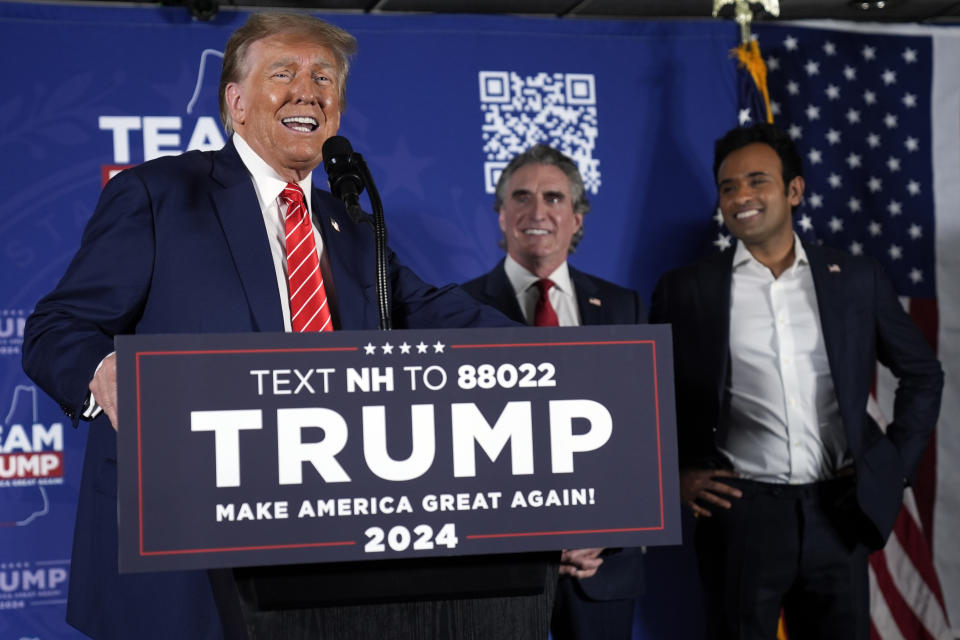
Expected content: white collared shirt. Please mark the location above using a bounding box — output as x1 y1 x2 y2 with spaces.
233 133 328 332
503 255 581 326
719 234 851 484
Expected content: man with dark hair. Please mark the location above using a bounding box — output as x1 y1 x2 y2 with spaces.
462 143 645 640
649 122 943 639
22 12 527 640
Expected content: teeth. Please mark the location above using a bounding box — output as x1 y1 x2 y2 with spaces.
524 229 549 235
282 116 318 132
735 209 760 220
283 116 318 125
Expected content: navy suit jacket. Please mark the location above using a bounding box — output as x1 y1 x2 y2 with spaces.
649 241 943 550
22 139 511 640
461 259 646 601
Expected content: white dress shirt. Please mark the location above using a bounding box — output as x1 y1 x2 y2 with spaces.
719 235 851 484
503 255 581 326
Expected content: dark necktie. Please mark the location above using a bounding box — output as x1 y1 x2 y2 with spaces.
280 183 333 332
533 278 559 327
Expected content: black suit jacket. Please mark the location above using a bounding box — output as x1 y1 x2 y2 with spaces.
649 241 943 549
462 258 646 600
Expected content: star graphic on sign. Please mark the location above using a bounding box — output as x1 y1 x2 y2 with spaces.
829 216 844 233
866 132 881 148
399 342 412 354
908 224 923 239
798 214 814 231
823 41 837 56
432 341 445 354
363 342 377 355
846 153 862 169
862 45 877 61
902 47 918 64
847 198 862 213
863 90 877 105
909 268 923 283
787 81 800 96
828 173 843 188
843 65 857 80
805 60 820 76
767 56 780 71
884 113 899 129
381 342 394 354
888 244 903 260
808 148 823 165
846 108 861 124
850 240 864 255
902 93 917 108
368 136 436 200
788 124 803 140
887 156 901 172
416 342 429 354
826 129 841 145
784 35 799 51
869 220 883 236
714 233 733 251
825 85 840 101
904 137 919 152
882 69 897 86
805 104 821 121
868 176 883 193
907 180 921 195
808 192 823 209
888 200 903 216
738 108 753 126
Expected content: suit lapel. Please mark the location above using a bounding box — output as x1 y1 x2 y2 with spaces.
570 267 605 325
210 139 284 332
697 250 734 408
485 260 526 324
805 243 849 401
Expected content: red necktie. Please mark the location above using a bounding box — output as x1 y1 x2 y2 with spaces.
533 279 559 327
280 183 333 332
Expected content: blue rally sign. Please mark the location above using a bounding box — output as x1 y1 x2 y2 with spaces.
116 325 679 573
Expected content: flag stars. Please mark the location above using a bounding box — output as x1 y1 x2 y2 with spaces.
882 69 897 85
907 180 921 195
909 268 923 283
805 60 821 76
808 192 824 209
787 81 800 96
866 132 882 148
888 244 903 260
862 45 877 61
828 173 843 188
863 90 877 105
771 101 781 116
846 108 861 124
850 240 864 255
904 137 919 152
902 93 917 108
714 207 724 226
788 124 803 140
869 220 883 236
829 216 844 232
908 223 923 239
714 233 733 250
826 129 842 145
884 113 898 129
888 200 903 216
739 108 753 126
843 65 857 81
798 214 814 232
847 197 862 213
868 176 883 192
826 85 841 100
887 156 901 172
902 47 918 64
846 152 862 169
823 41 837 55
808 148 823 165
785 35 799 51
767 56 781 71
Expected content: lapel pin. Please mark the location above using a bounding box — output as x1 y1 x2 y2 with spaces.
330 219 341 232
588 297 602 307
828 264 841 273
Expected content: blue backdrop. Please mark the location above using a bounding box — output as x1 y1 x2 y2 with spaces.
0 2 739 637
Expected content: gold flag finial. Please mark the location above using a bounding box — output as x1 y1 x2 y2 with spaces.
713 0 781 44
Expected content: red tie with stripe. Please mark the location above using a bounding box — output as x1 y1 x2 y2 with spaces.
281 183 333 332
533 278 559 327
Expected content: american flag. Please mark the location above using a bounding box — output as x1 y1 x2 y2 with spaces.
724 22 958 640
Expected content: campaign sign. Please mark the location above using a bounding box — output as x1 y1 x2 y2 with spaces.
116 325 679 573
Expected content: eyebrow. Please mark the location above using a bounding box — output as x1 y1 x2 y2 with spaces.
718 170 770 185
267 57 336 72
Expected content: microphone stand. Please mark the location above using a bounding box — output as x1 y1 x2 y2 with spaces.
350 153 392 331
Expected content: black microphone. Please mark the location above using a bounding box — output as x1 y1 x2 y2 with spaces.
322 136 365 222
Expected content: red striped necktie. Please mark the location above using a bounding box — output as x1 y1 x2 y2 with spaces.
281 183 333 332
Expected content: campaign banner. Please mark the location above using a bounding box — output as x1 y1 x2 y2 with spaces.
116 325 678 573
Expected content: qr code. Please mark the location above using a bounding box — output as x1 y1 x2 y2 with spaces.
479 71 600 194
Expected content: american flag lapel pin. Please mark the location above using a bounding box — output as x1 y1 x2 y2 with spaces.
588 297 602 307
330 219 341 232
828 264 841 273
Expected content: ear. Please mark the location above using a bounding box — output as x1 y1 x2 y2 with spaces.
497 208 507 233
787 175 805 207
224 82 246 127
572 212 584 232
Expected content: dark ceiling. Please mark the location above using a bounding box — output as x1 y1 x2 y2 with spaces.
101 0 960 23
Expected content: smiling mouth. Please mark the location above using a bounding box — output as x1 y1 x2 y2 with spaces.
282 116 319 132
734 209 761 220
523 229 551 236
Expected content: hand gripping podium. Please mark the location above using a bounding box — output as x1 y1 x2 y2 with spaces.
115 327 680 639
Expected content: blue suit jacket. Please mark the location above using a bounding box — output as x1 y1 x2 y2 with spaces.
649 242 943 550
461 259 646 601
22 139 511 640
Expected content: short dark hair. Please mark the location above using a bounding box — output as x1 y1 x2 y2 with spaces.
493 144 589 252
713 122 804 190
218 13 357 134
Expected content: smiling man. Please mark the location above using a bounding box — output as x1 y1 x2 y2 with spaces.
462 144 645 640
22 13 519 640
649 123 943 639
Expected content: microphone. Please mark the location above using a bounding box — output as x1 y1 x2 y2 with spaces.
322 136 365 222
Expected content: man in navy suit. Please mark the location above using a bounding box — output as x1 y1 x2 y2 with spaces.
649 123 943 640
462 144 644 640
22 13 530 640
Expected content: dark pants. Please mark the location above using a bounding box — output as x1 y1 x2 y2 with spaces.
550 576 636 640
694 477 869 640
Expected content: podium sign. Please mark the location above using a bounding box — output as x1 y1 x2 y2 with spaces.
116 325 679 573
